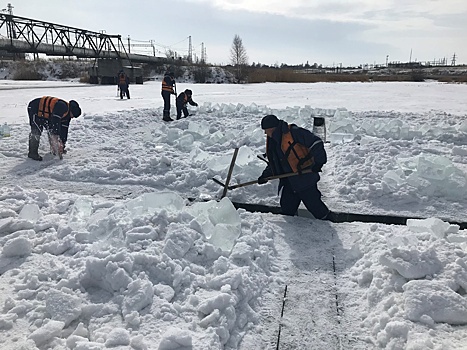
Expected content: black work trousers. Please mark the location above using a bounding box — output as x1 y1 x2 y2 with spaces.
161 91 172 115
280 181 330 219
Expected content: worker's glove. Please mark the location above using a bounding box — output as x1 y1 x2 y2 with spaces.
312 164 322 173
257 176 268 185
194 103 198 107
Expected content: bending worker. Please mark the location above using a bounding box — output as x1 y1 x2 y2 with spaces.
176 89 198 119
27 96 81 161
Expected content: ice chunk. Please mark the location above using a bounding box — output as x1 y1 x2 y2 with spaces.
447 234 467 244
359 135 379 145
379 247 442 279
105 328 131 347
328 133 354 144
333 109 350 118
397 157 418 173
382 169 405 190
46 289 82 326
387 234 419 248
198 101 212 113
452 147 467 157
68 198 93 231
1 236 32 257
166 128 180 144
407 218 451 238
1 123 10 137
246 103 259 113
206 154 233 172
404 280 467 325
187 120 210 138
125 192 185 216
190 147 211 162
205 130 226 146
159 327 192 350
328 117 355 144
221 103 236 113
29 320 65 346
19 203 42 222
380 119 403 139
417 155 454 181
459 120 467 132
178 133 194 150
249 128 265 144
236 146 256 166
122 279 154 317
187 197 241 252
328 118 354 134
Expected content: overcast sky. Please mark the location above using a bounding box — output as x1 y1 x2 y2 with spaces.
6 0 467 66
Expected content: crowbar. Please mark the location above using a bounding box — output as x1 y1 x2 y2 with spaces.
213 169 314 191
221 148 239 198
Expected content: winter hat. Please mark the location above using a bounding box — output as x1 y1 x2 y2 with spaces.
69 100 81 118
185 89 192 96
261 115 279 129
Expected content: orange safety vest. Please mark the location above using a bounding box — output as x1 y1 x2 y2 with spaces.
277 125 314 172
161 76 174 93
37 96 69 119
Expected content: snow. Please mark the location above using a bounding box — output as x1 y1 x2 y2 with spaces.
0 80 467 349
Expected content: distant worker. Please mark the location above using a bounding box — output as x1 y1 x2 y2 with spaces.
161 71 176 122
257 114 336 221
117 70 130 99
27 96 81 161
176 89 198 120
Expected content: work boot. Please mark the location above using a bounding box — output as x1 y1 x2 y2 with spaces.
28 134 43 161
162 111 173 122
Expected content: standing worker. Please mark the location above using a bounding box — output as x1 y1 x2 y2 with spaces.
27 96 81 161
161 71 176 122
117 70 130 99
176 89 198 120
257 114 336 221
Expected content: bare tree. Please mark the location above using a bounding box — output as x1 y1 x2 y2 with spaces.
230 34 248 81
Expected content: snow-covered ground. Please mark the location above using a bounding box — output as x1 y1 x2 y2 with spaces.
0 80 467 349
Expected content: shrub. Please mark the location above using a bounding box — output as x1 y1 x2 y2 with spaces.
79 73 90 83
12 61 43 80
192 64 212 83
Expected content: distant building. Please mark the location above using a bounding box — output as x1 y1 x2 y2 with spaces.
388 62 422 69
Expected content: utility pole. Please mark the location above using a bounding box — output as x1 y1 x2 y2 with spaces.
201 42 205 63
386 55 389 67
188 36 192 63
127 36 131 54
451 53 456 66
3 3 15 39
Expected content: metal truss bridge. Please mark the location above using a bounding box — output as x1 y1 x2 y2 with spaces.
0 13 163 64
